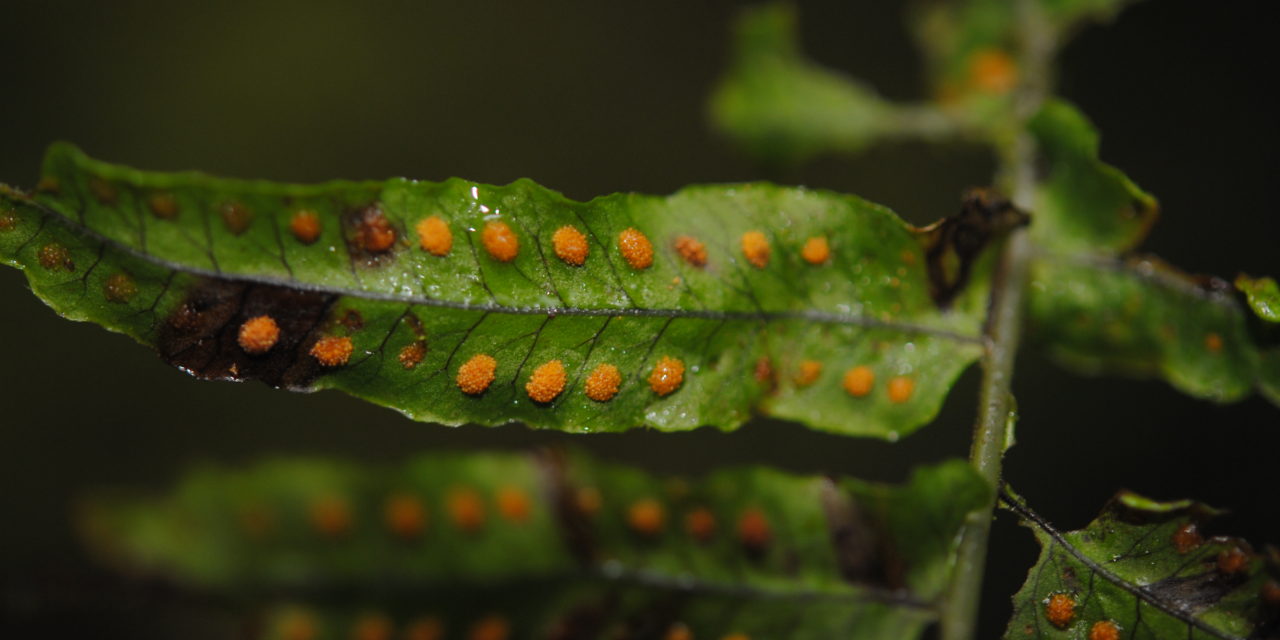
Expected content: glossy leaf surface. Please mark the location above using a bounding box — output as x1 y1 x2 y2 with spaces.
0 144 1009 438
83 451 989 639
1003 489 1279 640
1027 256 1279 406
1237 275 1280 324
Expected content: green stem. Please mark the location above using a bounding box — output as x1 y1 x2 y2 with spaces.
939 2 1053 639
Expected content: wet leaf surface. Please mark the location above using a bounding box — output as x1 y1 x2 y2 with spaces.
0 144 1012 438
1002 488 1279 640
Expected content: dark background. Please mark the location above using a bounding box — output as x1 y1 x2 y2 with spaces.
1 1 1276 638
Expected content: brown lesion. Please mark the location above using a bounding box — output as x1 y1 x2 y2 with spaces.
345 203 400 265
917 187 1030 308
158 278 336 388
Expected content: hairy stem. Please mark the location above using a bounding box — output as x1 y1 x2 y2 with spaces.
939 2 1054 639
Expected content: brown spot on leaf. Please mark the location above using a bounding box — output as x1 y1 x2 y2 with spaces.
920 188 1028 308
276 609 318 640
684 507 716 543
754 356 774 386
1262 580 1280 606
339 308 364 331
1044 593 1076 629
738 507 772 555
157 280 335 387
35 176 59 194
404 618 444 640
0 208 17 232
219 201 253 235
1172 523 1203 553
238 502 275 538
1218 547 1249 574
103 273 138 303
351 204 396 252
37 243 74 271
663 624 693 640
88 176 117 204
1205 332 1224 353
147 192 179 220
308 494 352 538
968 48 1018 94
399 342 426 369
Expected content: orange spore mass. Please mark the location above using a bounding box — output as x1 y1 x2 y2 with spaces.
969 48 1018 93
801 236 830 264
1089 620 1121 640
355 207 396 252
468 616 510 640
1171 523 1203 553
147 192 179 219
399 342 426 369
1218 547 1249 574
238 315 280 354
309 494 352 538
648 355 685 396
457 354 498 395
103 273 138 303
352 614 393 640
585 363 622 402
0 209 17 232
741 230 770 268
663 623 693 640
795 360 823 387
574 487 602 516
38 243 73 271
289 210 321 244
618 227 653 269
843 366 875 397
673 235 707 267
416 215 453 256
526 359 567 403
404 617 445 640
482 220 519 262
552 225 589 266
1044 593 1076 629
447 486 486 532
628 497 665 536
277 610 318 640
1205 332 1224 352
684 507 716 543
497 485 532 523
383 492 427 539
887 376 915 404
737 507 772 551
310 336 354 367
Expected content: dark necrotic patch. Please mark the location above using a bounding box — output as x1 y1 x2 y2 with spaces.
344 203 400 266
158 278 336 388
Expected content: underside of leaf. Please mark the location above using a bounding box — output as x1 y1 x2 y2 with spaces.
1002 487 1279 639
81 451 989 639
0 143 1014 438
